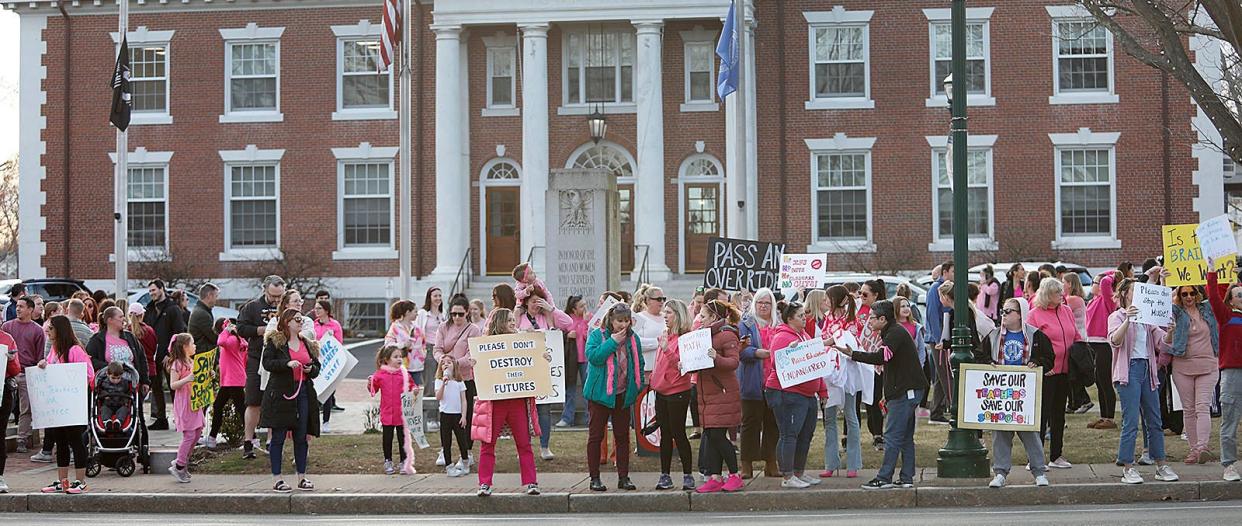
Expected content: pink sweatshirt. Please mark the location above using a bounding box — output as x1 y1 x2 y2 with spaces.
651 334 692 395
516 308 573 333
216 328 249 388
975 280 1000 320
1025 303 1083 375
1085 272 1117 341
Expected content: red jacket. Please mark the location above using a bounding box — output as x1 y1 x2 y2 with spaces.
651 333 692 395
2 330 18 378
1208 272 1242 370
764 324 829 399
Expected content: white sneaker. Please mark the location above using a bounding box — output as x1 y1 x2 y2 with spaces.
554 420 571 428
196 436 210 447
1225 464 1241 482
321 422 330 434
446 465 464 477
1121 467 1144 484
1048 457 1072 469
0 475 8 493
204 436 218 449
781 476 811 489
540 447 555 460
988 474 1006 488
436 450 446 467
1137 453 1154 466
1155 465 1179 482
30 451 53 463
798 474 822 486
455 459 470 475
466 454 475 467
1034 475 1050 487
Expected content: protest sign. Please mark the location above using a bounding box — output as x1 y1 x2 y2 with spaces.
779 253 828 290
773 339 833 389
1196 214 1238 262
588 296 621 332
536 330 566 405
1163 223 1238 286
190 349 218 412
469 332 553 401
956 363 1042 432
856 362 876 405
400 390 430 449
314 335 359 404
26 363 89 429
0 344 9 404
677 328 715 375
1133 282 1173 327
702 237 786 291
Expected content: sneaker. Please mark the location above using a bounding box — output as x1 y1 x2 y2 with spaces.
321 422 330 434
696 477 724 493
989 474 1006 488
477 484 492 497
1096 419 1118 429
1154 465 1179 482
1121 467 1144 484
448 465 466 477
204 436 218 449
656 474 674 490
781 476 811 489
455 459 470 475
1035 475 1050 487
242 448 257 460
41 480 64 494
384 460 395 475
65 480 86 494
1075 402 1094 414
525 484 541 495
819 470 834 478
861 478 894 490
1048 457 1073 469
554 420 571 428
799 474 822 486
1224 465 1241 482
196 436 211 447
169 465 191 483
540 447 555 461
898 481 915 488
682 474 696 490
30 451 53 463
15 439 28 454
297 479 315 491
846 470 859 478
617 476 637 491
1181 433 1189 441
0 476 6 493
928 416 950 425
722 473 744 492
467 454 475 467
331 404 346 413
148 418 169 430
1138 453 1155 466
436 450 446 467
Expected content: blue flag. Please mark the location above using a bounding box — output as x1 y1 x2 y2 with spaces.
716 0 738 99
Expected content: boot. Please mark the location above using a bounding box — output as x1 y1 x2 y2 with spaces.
764 460 781 478
739 461 754 479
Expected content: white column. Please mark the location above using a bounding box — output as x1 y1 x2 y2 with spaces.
430 25 469 280
520 23 550 272
634 20 672 279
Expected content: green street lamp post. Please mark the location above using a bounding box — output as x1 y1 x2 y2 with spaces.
936 0 991 478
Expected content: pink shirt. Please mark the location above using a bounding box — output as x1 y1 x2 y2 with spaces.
171 359 204 431
314 318 344 342
1025 304 1083 375
104 333 135 364
975 281 1000 319
288 340 312 383
433 321 483 381
216 329 248 387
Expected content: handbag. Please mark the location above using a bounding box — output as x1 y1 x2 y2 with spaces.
1067 341 1096 388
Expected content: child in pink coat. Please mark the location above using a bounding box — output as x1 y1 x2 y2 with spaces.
369 346 417 475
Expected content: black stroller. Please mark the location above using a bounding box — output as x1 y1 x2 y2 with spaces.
85 363 151 477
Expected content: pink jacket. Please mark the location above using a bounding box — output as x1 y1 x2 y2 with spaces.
764 325 828 399
1025 303 1083 374
470 397 541 444
216 327 249 388
368 365 414 426
1085 272 1117 340
975 280 1000 320
516 308 574 332
433 321 482 381
569 315 589 363
651 334 692 395
1107 310 1170 390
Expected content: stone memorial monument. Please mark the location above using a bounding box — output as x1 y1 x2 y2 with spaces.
545 169 620 303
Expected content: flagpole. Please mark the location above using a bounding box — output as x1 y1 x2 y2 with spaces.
398 0 412 300
734 0 748 239
115 0 128 299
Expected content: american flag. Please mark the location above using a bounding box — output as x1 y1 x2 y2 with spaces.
380 0 400 71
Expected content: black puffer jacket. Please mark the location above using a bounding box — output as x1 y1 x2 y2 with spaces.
259 331 322 435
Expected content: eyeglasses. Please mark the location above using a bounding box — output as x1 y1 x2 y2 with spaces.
649 297 667 303
860 291 872 297
291 316 304 324
450 311 466 318
1001 308 1020 315
1179 291 1198 298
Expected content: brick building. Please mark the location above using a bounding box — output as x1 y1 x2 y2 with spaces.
5 0 1229 327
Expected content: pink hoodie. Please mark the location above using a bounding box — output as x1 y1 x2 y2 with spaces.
368 365 414 426
651 334 692 395
1085 271 1117 341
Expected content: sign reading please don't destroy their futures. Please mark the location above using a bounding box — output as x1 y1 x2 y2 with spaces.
469 332 553 401
957 364 1042 432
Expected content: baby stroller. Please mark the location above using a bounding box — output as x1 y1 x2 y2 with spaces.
85 362 151 477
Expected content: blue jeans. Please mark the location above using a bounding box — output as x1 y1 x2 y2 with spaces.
559 366 586 425
1116 358 1165 465
824 391 862 472
270 380 310 476
876 391 922 484
765 389 818 476
537 404 553 448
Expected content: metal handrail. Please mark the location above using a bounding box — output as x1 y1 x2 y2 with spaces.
525 245 543 264
633 244 650 291
448 248 473 299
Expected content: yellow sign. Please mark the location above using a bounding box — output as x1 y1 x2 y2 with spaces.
190 349 218 412
469 332 552 401
1162 224 1237 287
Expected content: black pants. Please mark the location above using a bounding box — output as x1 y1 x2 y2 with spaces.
865 372 884 440
1069 379 1091 411
48 425 87 469
382 425 406 462
464 379 477 452
1091 342 1116 419
656 391 693 475
0 379 13 475
689 385 700 427
151 357 169 420
210 386 246 439
439 412 470 464
1040 373 1070 460
322 394 336 424
699 428 738 477
1159 365 1183 434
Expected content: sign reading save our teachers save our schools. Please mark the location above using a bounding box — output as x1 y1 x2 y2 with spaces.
773 338 834 389
1163 223 1237 287
469 332 553 401
26 363 89 429
702 237 786 291
957 364 1042 432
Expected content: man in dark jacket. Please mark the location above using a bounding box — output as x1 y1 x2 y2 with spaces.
187 283 220 354
143 279 186 430
236 275 285 459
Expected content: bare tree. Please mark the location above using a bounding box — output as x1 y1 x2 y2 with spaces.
1079 1 1242 161
0 156 18 278
243 247 334 295
131 249 210 292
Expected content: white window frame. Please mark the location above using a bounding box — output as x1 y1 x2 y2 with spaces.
220 23 285 123
107 148 173 261
804 8 875 111
805 133 877 253
110 27 175 125
1050 128 1121 249
219 145 285 260
680 26 719 112
557 25 638 115
344 300 389 338
1047 5 1118 105
482 33 520 117
332 20 396 121
923 8 995 108
676 153 725 273
332 142 399 260
925 135 998 252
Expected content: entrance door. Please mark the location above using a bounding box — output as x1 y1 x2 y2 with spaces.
485 186 521 275
684 183 720 272
619 184 635 271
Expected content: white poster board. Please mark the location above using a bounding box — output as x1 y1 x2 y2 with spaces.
677 328 715 375
26 363 89 429
1196 214 1238 261
588 297 621 332
314 335 359 404
773 339 833 389
0 344 9 405
1133 282 1173 327
856 362 876 406
536 330 566 405
956 364 1042 431
779 253 828 290
401 390 431 449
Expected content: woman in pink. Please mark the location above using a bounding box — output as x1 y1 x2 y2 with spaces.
312 300 345 432
433 297 483 459
558 296 590 427
1024 277 1083 470
650 299 696 490
417 288 447 385
386 300 423 386
764 302 828 489
1085 270 1119 429
166 333 203 483
38 316 95 494
1167 284 1220 464
976 265 1001 322
207 318 248 447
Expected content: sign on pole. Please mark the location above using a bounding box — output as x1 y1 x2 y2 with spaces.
677 328 715 375
190 349 218 412
469 332 553 401
773 339 833 389
1195 214 1239 262
314 335 359 404
956 363 1042 432
702 237 786 291
1133 283 1173 327
1163 223 1238 286
26 363 89 429
779 253 828 290
536 330 566 405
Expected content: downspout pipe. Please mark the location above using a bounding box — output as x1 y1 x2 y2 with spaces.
59 4 71 277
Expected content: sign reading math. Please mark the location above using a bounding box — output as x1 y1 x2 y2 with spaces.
703 237 786 292
957 364 1042 432
1163 223 1237 287
773 339 833 389
190 349 218 412
470 332 553 401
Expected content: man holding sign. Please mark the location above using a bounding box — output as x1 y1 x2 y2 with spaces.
764 303 829 489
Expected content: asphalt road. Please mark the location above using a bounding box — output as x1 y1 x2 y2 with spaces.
5 501 1242 525
344 339 385 379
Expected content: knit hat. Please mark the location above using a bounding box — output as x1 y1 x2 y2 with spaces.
127 302 146 317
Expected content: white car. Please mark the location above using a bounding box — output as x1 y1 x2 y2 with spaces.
817 273 930 305
127 289 240 322
917 261 1094 289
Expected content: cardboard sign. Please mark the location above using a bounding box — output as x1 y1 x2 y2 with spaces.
190 349 218 412
536 330 566 406
1163 223 1238 286
956 363 1042 432
779 253 828 290
702 237 786 291
469 332 553 401
0 344 9 406
26 363 89 429
1196 214 1238 262
400 390 431 449
314 335 359 404
677 328 715 375
1133 283 1173 327
588 296 621 332
773 338 833 389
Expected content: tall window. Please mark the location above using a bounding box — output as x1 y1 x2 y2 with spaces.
1057 148 1113 236
129 45 168 113
487 46 516 108
814 153 869 241
685 42 714 103
934 150 991 239
564 30 634 105
340 40 389 109
227 42 279 112
812 26 866 98
346 301 387 336
931 22 986 94
341 162 392 248
1055 21 1110 92
227 165 279 249
127 166 167 248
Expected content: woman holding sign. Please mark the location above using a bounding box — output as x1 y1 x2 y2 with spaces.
651 299 697 490
38 316 94 494
312 301 344 433
583 302 645 492
1207 263 1242 481
259 310 322 493
821 285 863 479
517 289 573 461
694 300 744 493
1167 284 1219 465
983 298 1054 488
764 302 828 489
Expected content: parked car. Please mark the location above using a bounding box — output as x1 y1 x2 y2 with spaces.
916 262 1094 290
21 278 92 303
816 273 930 305
127 289 240 322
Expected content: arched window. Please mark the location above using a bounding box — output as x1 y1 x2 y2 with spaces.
480 158 521 185
570 143 634 181
680 155 722 179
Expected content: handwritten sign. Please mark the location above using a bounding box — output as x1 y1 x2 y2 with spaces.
0 344 9 405
702 237 786 292
1196 214 1238 262
1133 283 1173 327
779 253 828 290
314 335 359 404
469 332 553 401
773 339 832 389
588 296 621 332
26 363 89 429
400 390 430 449
190 349 218 412
677 328 715 375
957 363 1042 432
1163 223 1238 286
536 330 566 405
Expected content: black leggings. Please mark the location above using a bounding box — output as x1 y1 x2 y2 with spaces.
656 391 693 475
865 372 884 439
382 425 406 462
1040 374 1070 460
0 379 13 475
439 412 470 464
48 425 87 469
699 428 737 477
464 380 477 452
1091 342 1116 419
689 386 701 427
210 386 245 439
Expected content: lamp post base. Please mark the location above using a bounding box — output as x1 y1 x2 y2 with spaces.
936 428 991 478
